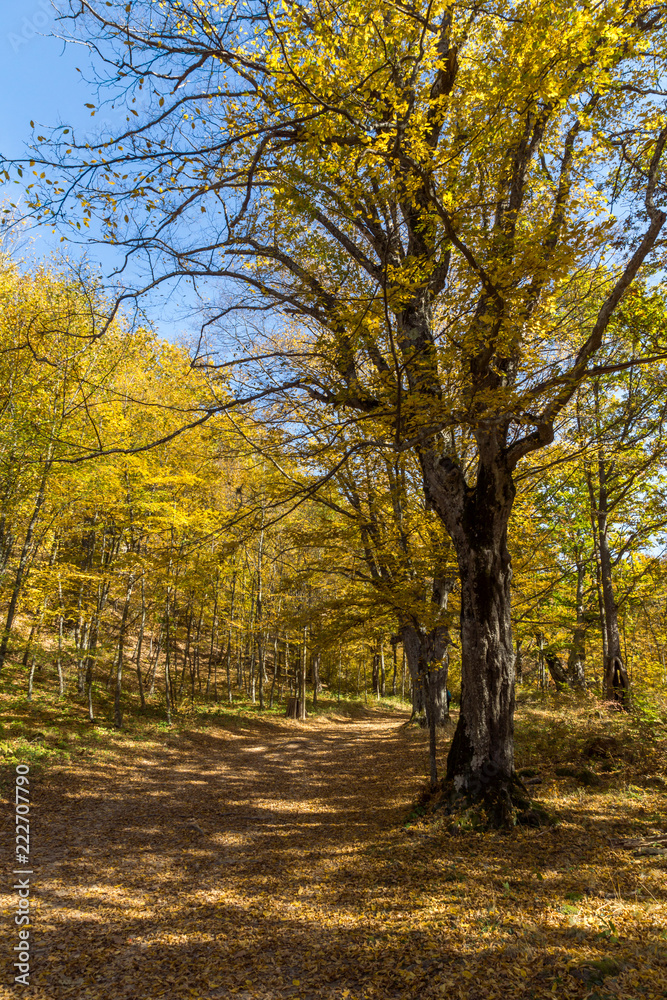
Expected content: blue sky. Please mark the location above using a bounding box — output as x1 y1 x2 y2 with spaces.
1 2 93 174
0 4 191 342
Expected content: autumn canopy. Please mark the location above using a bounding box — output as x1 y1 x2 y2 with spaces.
2 0 665 822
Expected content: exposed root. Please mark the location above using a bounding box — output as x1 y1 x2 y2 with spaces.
407 772 553 831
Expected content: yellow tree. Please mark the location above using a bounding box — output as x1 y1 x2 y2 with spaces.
17 0 667 821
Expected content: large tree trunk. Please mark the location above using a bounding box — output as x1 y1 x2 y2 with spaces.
420 440 529 824
445 534 517 822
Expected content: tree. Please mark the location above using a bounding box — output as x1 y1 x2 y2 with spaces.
575 299 667 704
14 0 667 822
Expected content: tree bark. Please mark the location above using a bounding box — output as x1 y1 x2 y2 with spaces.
400 623 449 728
590 387 630 706
445 534 516 820
379 640 386 697
311 649 321 707
371 647 380 698
420 440 526 823
269 632 279 708
135 577 146 710
545 654 569 691
299 628 307 720
114 573 135 728
0 456 52 672
567 560 587 689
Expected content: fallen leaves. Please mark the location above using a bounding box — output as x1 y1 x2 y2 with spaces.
0 704 665 999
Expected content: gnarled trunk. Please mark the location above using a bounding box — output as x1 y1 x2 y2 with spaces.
421 439 528 824
446 535 516 820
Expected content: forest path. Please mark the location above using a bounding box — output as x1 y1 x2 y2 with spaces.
14 709 433 1000
3 707 666 1000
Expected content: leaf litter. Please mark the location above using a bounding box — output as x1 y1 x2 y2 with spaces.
0 705 666 999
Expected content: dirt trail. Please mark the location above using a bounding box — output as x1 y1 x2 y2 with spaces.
2 709 666 1000
2 711 431 1000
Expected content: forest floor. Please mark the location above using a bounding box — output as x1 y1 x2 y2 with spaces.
0 693 666 1000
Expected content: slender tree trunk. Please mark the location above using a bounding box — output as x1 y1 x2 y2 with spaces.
299 627 307 720
27 649 37 701
77 619 89 696
585 454 609 687
338 645 342 701
256 519 265 709
401 647 406 701
164 588 173 725
513 638 523 685
206 571 220 700
226 567 237 704
0 457 52 672
567 560 587 688
178 598 193 698
22 624 36 668
312 649 321 707
379 640 386 697
269 632 279 708
114 573 135 728
193 601 204 699
284 640 291 700
536 634 545 690
56 579 65 697
148 628 162 697
596 467 630 704
85 618 99 722
371 648 380 698
258 632 265 709
135 577 146 710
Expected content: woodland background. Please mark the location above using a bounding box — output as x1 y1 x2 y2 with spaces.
0 258 665 726
0 0 667 995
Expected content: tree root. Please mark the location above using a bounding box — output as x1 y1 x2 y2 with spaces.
409 773 553 831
